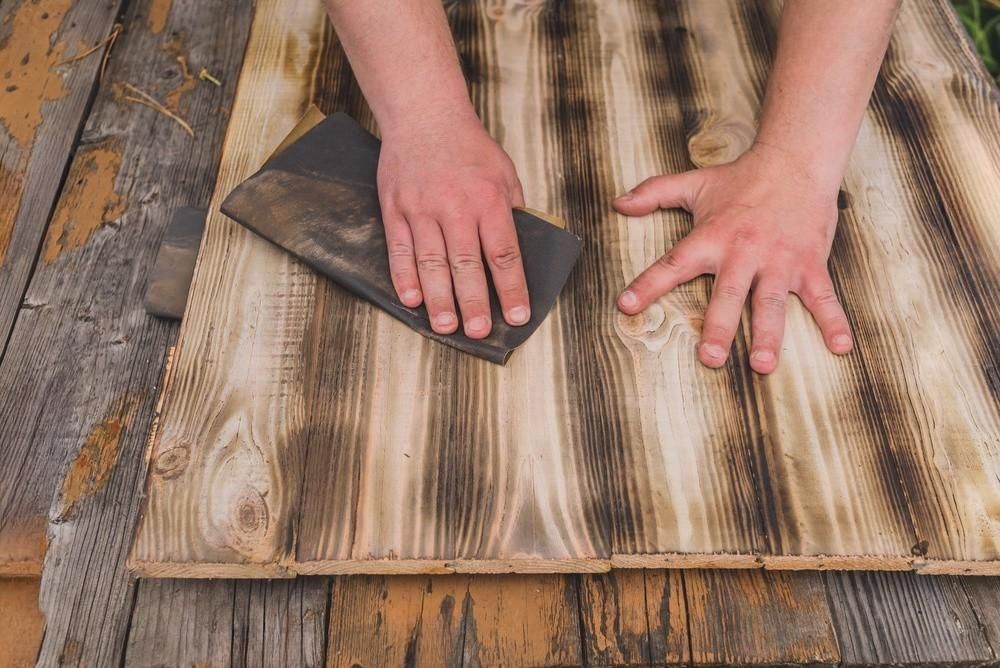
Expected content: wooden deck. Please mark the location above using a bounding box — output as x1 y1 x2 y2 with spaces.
2 0 1000 665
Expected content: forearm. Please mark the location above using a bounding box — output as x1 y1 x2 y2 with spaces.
324 0 477 138
754 0 900 193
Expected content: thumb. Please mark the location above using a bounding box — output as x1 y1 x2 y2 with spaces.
613 172 700 216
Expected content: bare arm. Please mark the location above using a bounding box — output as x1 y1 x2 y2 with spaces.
325 1 530 338
615 1 901 374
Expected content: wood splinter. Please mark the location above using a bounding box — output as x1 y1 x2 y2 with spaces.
56 23 123 83
120 82 194 137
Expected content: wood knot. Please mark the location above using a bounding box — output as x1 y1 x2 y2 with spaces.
911 539 929 557
153 444 190 480
618 305 666 338
687 118 754 168
231 489 270 539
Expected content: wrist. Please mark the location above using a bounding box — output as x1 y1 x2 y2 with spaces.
745 138 845 197
376 95 481 143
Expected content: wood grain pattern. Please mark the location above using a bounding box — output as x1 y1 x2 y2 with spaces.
126 577 330 667
825 571 994 666
686 569 840 666
0 0 253 663
129 0 329 576
0 0 125 575
132 0 1000 576
0 0 123 356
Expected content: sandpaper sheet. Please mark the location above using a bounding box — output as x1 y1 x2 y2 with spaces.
220 113 583 363
143 207 207 320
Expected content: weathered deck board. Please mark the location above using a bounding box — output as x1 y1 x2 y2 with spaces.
824 571 995 666
0 0 125 575
0 578 45 668
132 0 1000 576
0 0 253 663
126 577 330 667
0 0 124 357
685 569 840 666
129 0 328 577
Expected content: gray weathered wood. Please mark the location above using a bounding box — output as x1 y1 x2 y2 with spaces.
0 0 252 663
126 577 330 667
825 571 994 666
0 0 125 575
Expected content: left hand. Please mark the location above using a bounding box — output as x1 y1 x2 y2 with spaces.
613 145 854 374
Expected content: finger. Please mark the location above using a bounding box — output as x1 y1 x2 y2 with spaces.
441 220 493 339
618 233 714 314
480 208 530 326
613 171 701 217
699 268 754 368
411 217 459 334
749 280 789 374
382 209 423 307
798 271 853 354
510 178 526 208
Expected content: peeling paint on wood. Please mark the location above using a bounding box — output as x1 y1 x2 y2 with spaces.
42 143 127 262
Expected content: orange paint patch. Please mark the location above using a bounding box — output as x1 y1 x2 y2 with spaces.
162 34 196 113
57 395 141 519
0 162 25 263
43 143 126 262
0 578 45 668
147 0 172 34
0 0 75 151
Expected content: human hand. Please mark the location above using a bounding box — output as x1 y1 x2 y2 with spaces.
377 113 528 339
613 145 854 374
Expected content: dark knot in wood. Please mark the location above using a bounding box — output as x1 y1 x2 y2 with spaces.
152 444 190 480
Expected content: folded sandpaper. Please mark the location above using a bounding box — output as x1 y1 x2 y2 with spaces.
220 112 582 364
143 206 207 320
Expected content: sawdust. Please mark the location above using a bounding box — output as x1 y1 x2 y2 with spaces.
146 0 172 34
57 395 141 519
0 0 75 151
0 578 45 668
43 143 126 262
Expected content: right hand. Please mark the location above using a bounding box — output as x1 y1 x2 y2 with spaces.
377 113 529 339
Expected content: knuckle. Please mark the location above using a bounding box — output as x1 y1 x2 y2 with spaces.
488 245 522 271
416 253 449 273
387 241 414 260
811 288 840 308
655 250 686 272
716 283 744 301
703 324 733 341
757 290 787 310
459 296 489 311
425 296 453 311
449 252 484 274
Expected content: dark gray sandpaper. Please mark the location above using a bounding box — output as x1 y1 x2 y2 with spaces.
220 113 583 364
143 207 207 320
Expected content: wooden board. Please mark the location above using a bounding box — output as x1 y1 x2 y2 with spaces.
0 578 45 668
131 0 1000 576
126 577 330 667
0 0 253 665
0 0 125 576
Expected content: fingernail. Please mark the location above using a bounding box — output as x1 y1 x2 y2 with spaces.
402 289 421 305
467 316 490 333
619 290 638 308
434 312 457 329
833 334 852 349
616 193 633 202
507 305 530 325
752 350 775 364
701 342 725 360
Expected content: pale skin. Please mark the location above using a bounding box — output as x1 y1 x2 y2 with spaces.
325 1 901 372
